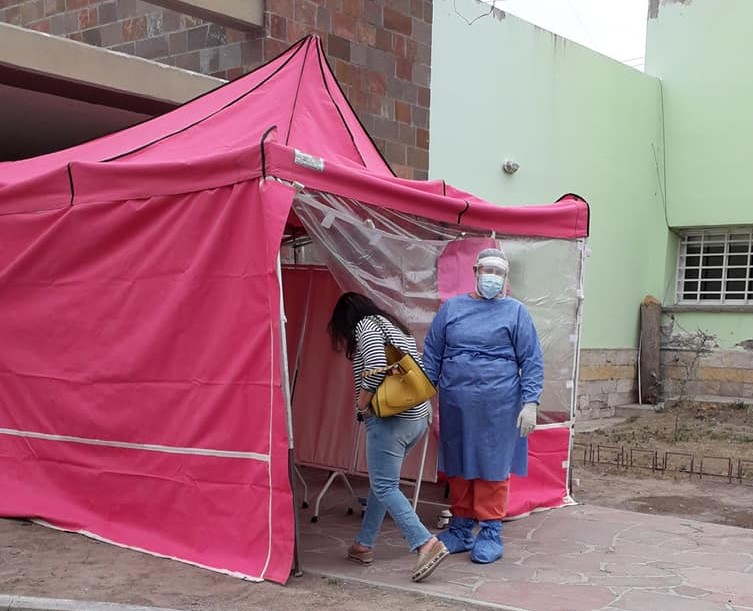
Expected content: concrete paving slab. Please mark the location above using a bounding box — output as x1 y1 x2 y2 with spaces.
298 468 753 611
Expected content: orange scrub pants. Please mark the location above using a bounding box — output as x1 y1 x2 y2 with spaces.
448 476 510 521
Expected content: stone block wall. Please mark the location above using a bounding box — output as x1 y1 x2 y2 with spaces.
0 0 431 179
661 348 753 401
577 349 638 418
577 345 753 418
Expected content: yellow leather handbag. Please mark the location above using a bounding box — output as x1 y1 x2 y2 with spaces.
361 319 437 418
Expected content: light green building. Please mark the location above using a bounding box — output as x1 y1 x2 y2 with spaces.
430 0 752 414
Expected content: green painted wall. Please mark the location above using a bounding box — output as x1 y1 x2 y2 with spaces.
646 0 753 227
667 311 751 349
430 0 669 350
646 0 753 348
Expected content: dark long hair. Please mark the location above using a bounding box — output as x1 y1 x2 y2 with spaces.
327 292 411 360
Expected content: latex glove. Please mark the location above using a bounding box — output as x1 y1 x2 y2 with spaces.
517 403 538 437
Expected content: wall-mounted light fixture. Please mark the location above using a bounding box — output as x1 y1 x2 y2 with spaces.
502 160 520 175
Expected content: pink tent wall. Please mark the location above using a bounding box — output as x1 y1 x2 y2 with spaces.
0 179 296 582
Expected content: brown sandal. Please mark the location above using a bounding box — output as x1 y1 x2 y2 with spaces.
347 543 374 565
412 539 448 582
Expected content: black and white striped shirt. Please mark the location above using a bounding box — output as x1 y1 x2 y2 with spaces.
353 315 431 420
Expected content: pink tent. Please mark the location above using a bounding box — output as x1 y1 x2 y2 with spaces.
0 36 589 584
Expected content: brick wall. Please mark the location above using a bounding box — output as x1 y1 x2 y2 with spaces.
0 0 431 179
0 1 265 84
263 0 432 179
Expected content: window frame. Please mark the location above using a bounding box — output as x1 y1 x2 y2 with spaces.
675 227 753 306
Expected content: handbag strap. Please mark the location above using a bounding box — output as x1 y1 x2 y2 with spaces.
361 363 400 378
370 315 394 346
360 315 402 379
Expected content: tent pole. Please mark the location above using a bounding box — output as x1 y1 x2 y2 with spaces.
277 255 303 578
567 239 589 499
288 274 313 509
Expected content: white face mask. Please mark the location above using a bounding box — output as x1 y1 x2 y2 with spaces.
477 274 504 299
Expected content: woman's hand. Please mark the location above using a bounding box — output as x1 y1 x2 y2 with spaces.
356 390 374 412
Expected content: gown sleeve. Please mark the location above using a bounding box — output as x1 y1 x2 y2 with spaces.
513 304 544 405
422 301 449 386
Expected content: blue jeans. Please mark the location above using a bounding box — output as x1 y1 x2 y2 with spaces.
355 415 431 552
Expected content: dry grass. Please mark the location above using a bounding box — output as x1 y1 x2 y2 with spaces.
576 402 753 461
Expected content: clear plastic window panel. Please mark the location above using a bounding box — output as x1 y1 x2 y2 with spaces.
287 189 587 424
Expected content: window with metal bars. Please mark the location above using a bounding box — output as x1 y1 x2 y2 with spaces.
676 228 753 304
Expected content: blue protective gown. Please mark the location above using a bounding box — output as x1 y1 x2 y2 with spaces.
423 294 544 481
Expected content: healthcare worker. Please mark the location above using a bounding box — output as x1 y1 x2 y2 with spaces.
422 248 544 564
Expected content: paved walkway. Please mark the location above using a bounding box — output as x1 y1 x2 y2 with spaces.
300 471 753 611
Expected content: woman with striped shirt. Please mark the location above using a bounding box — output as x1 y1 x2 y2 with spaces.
328 292 448 583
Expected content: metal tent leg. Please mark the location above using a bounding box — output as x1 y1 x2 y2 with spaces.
310 470 356 523
411 428 430 510
276 255 302 577
287 450 304 577
293 464 309 509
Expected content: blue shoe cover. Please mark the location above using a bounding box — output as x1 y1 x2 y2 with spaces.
437 516 475 554
471 520 503 564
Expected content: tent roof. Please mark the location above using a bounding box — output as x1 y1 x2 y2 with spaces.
0 36 391 180
0 35 589 239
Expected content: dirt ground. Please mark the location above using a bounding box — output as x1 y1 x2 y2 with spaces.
0 518 484 611
572 402 753 529
576 401 753 459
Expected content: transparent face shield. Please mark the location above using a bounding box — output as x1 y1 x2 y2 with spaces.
475 265 507 277
474 263 509 297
